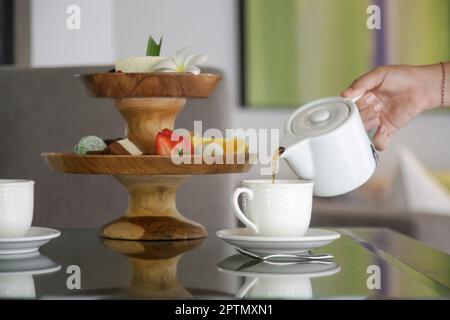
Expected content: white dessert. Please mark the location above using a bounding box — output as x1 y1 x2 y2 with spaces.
107 138 143 155
115 56 166 73
119 138 143 155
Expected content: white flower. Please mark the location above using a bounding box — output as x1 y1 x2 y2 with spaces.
154 48 207 75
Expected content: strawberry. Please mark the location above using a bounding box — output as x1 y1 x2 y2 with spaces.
155 128 193 156
160 128 174 136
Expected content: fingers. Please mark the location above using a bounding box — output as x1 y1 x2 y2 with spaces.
363 116 380 131
373 125 391 151
341 66 394 150
355 93 383 132
342 66 388 98
357 93 376 110
359 96 383 120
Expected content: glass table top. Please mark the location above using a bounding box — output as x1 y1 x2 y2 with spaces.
0 228 449 299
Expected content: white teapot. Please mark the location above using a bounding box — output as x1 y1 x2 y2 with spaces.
280 96 379 197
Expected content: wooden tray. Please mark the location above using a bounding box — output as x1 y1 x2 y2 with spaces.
42 152 254 241
79 72 222 98
42 153 253 175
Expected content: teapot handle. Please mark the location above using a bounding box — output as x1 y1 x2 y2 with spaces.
371 143 380 166
350 95 363 104
348 95 378 142
347 95 380 164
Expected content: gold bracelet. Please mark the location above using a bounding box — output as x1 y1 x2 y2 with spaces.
440 62 447 109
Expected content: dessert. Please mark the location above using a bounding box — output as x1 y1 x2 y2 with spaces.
104 137 123 145
85 150 106 155
115 35 207 75
74 136 107 155
115 35 164 73
105 138 143 156
192 136 248 155
155 129 248 157
116 56 166 73
200 141 224 157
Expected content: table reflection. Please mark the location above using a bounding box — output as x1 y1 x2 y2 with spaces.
217 254 340 299
101 238 204 299
0 252 61 298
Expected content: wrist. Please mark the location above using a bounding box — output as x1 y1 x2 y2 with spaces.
418 62 449 111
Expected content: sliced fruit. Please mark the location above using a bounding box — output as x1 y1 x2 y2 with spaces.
156 128 193 156
191 135 248 155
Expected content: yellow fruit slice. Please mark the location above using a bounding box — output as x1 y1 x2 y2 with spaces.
191 135 248 155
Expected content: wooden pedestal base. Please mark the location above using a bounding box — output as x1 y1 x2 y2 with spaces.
100 175 207 240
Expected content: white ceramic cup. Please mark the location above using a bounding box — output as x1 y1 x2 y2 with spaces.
0 180 34 238
0 274 36 298
236 276 313 299
231 180 313 237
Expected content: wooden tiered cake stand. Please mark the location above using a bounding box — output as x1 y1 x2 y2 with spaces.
42 72 252 241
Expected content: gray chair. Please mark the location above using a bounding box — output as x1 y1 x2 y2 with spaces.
0 66 237 230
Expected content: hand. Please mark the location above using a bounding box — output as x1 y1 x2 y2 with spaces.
342 64 443 150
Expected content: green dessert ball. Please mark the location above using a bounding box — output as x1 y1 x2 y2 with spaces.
74 136 107 155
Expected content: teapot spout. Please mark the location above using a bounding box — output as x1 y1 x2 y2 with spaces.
280 139 314 180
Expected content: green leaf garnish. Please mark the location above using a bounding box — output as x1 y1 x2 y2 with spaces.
146 35 163 56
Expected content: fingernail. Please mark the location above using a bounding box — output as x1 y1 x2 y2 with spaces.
366 94 375 104
379 125 386 134
373 103 382 112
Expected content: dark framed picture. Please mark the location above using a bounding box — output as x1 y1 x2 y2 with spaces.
0 0 14 65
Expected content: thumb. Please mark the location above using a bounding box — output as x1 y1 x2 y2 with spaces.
373 125 391 151
342 66 388 98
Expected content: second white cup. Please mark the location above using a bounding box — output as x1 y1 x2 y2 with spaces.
231 179 313 237
0 180 34 238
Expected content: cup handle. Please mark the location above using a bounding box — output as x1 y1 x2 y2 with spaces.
231 187 258 234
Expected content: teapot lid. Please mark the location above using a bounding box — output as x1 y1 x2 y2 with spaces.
287 97 352 137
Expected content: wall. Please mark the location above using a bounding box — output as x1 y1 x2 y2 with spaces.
20 0 115 66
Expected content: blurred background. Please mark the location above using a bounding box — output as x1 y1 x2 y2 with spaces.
243 0 450 106
0 0 449 253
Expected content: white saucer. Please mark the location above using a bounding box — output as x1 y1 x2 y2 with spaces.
216 228 340 255
0 227 61 255
0 252 61 275
218 254 341 279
